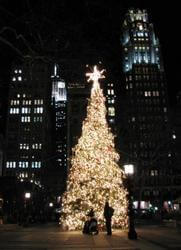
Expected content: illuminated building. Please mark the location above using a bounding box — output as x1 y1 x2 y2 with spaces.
4 61 52 185
50 64 67 194
121 9 172 208
106 82 116 127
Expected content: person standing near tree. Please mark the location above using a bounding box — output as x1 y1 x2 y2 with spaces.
104 201 114 235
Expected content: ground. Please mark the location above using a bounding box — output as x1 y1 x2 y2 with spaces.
0 222 181 249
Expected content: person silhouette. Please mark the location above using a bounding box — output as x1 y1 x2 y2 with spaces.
104 201 114 235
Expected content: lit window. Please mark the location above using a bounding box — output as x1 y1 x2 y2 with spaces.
164 107 167 113
18 76 22 81
172 134 176 140
38 107 43 113
108 107 115 116
151 170 158 176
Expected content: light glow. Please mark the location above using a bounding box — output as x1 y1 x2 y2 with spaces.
25 192 31 199
124 164 134 175
86 66 105 91
60 66 128 230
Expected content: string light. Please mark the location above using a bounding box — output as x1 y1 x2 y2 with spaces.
60 66 128 230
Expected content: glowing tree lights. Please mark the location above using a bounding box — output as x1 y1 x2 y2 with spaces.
60 66 128 230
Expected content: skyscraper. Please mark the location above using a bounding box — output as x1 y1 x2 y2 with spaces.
121 9 171 208
4 60 52 186
50 64 67 195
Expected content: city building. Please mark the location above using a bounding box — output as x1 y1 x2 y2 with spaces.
106 81 116 128
50 63 67 195
3 60 52 187
169 92 181 203
67 80 90 159
120 9 173 210
0 79 7 176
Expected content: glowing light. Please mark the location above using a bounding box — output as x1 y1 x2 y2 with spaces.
25 192 31 199
86 66 105 91
124 164 134 175
60 65 128 230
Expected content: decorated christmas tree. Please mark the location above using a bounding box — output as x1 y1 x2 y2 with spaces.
60 66 128 230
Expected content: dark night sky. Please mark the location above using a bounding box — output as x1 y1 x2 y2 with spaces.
0 0 180 105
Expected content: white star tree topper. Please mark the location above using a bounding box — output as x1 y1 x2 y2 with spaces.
86 65 105 90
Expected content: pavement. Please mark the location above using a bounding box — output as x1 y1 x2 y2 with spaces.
0 222 181 250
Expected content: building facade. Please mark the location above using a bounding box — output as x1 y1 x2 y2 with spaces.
4 60 52 187
50 63 67 195
106 81 116 128
121 9 173 209
67 81 90 160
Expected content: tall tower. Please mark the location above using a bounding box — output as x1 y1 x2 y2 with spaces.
50 64 67 194
121 9 171 207
4 60 52 185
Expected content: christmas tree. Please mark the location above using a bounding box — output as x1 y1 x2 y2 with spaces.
60 66 128 230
